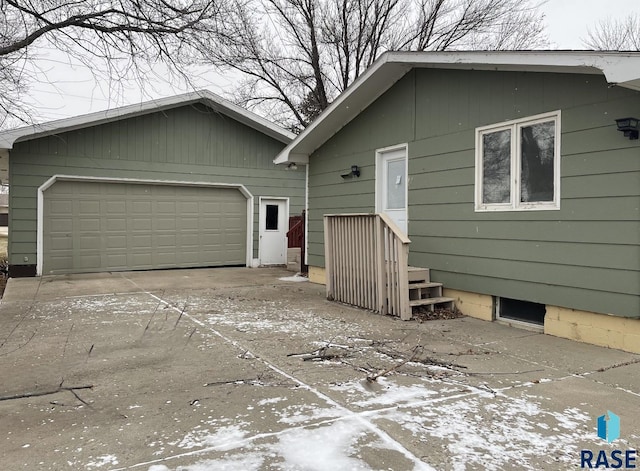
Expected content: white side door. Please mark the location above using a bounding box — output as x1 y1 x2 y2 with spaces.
377 146 408 234
259 198 287 265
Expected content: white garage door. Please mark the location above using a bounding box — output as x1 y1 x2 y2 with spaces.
43 180 247 275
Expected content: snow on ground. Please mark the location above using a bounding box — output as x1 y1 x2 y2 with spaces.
67 288 594 471
278 275 308 282
138 376 591 471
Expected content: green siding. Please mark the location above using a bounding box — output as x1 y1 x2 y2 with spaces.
309 69 640 318
9 104 305 266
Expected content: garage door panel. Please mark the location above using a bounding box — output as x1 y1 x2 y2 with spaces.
43 180 247 274
132 218 152 231
51 237 72 250
130 253 153 266
106 235 127 249
79 235 101 250
106 218 127 231
156 234 177 247
180 218 199 230
107 201 126 213
50 218 72 232
131 234 152 247
105 185 127 196
131 201 152 213
156 218 176 230
77 254 101 270
78 201 100 215
106 254 127 267
79 218 100 231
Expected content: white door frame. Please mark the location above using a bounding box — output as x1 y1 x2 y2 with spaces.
375 144 408 234
258 196 289 265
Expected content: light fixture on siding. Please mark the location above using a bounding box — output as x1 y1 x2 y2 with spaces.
341 165 361 179
615 117 639 140
286 162 298 170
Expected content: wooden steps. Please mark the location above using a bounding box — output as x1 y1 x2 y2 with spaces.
407 266 455 313
409 297 455 309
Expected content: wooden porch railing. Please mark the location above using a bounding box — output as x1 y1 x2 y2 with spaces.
287 214 304 248
324 213 411 320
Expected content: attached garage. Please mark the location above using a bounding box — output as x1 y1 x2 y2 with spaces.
41 178 249 275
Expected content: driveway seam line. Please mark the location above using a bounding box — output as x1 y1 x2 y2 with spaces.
119 274 435 471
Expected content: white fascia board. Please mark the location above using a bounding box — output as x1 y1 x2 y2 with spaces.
274 50 640 164
273 57 412 164
0 90 294 150
388 50 640 87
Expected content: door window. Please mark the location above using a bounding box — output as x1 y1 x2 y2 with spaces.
265 204 279 230
386 158 406 210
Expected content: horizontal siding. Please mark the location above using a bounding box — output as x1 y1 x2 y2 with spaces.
409 236 638 278
309 68 640 318
9 104 305 265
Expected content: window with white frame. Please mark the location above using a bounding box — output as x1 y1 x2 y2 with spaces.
475 111 561 211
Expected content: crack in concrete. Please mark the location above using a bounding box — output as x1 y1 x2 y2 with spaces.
120 274 435 471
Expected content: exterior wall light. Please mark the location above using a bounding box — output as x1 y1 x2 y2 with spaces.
286 162 298 170
615 117 639 140
341 165 361 179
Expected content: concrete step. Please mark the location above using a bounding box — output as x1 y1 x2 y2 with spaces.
409 296 455 310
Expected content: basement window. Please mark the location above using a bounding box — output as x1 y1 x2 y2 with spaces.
496 297 545 326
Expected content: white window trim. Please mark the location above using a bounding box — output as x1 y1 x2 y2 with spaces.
475 110 561 212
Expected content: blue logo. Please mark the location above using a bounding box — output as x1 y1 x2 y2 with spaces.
598 411 621 443
580 411 637 469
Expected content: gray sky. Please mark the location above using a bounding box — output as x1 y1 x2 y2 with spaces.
540 0 640 49
21 0 640 124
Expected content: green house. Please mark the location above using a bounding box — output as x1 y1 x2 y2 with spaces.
0 91 305 276
274 51 640 353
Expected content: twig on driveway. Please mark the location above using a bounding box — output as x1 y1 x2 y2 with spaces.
0 330 37 357
61 323 74 359
173 302 188 329
376 346 467 370
143 290 165 334
204 372 265 387
288 337 351 361
0 384 93 402
367 345 422 382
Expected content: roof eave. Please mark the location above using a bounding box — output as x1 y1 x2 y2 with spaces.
273 50 640 164
0 90 295 150
274 56 412 164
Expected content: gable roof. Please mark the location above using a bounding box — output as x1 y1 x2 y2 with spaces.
0 89 295 150
274 50 640 164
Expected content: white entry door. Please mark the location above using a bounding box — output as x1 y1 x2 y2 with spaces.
259 198 287 265
377 147 408 234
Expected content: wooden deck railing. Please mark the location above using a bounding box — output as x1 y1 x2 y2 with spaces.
324 213 411 320
287 214 304 248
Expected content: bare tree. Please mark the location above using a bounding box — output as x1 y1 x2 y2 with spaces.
0 0 230 129
584 13 640 51
209 0 547 130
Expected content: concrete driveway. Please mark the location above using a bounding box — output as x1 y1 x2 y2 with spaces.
1 267 639 470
